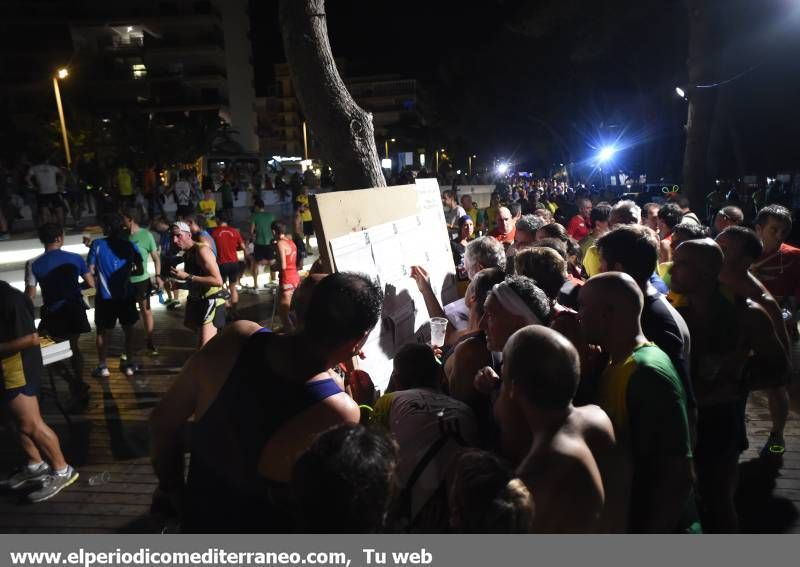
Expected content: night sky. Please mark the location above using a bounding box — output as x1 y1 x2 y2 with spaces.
253 0 800 179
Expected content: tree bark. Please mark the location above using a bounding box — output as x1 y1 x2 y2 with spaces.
681 0 717 213
279 0 386 190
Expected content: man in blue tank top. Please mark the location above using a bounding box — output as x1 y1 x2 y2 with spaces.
150 272 383 532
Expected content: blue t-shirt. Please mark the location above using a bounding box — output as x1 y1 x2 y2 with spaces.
158 230 178 259
26 249 88 311
87 238 141 300
650 272 669 295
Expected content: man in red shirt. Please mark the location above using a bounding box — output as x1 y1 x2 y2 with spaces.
751 204 800 458
490 206 516 247
211 211 246 315
567 197 593 241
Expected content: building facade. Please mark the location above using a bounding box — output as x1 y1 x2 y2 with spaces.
256 63 425 168
1 0 258 157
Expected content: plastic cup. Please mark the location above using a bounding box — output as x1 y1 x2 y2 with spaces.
430 317 448 348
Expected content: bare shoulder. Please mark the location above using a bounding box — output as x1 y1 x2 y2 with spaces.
198 243 216 261
572 405 616 453
453 335 488 363
320 390 361 422
743 298 773 328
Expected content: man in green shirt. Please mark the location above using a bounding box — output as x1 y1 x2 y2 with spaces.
248 198 276 289
123 209 161 355
579 271 697 533
220 180 234 214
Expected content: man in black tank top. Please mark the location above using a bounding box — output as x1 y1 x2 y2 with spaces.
150 272 383 532
169 221 224 346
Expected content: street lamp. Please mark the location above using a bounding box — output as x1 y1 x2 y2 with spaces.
302 121 309 160
675 86 686 99
384 137 396 159
436 148 446 174
53 68 71 167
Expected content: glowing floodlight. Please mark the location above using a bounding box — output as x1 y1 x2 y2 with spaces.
497 163 510 175
597 146 616 163
675 87 686 98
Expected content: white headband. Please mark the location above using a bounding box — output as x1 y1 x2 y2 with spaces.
491 283 542 326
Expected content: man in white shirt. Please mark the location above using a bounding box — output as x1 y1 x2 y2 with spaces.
372 344 477 531
26 160 65 226
442 190 466 238
169 172 194 219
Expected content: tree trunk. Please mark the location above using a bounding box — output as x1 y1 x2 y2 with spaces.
681 0 717 213
279 0 386 190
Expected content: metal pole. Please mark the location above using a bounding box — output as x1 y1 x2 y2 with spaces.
53 77 71 167
302 121 308 160
384 139 389 159
468 155 472 177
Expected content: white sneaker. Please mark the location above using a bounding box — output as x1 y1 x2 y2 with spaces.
91 366 110 378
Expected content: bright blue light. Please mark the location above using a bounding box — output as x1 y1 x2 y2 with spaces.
598 146 616 163
496 163 510 175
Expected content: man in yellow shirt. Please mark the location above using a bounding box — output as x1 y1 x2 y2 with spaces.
116 165 134 208
199 188 217 229
482 191 501 233
583 200 641 277
296 186 314 250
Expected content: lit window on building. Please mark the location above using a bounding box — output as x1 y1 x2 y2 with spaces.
132 63 147 79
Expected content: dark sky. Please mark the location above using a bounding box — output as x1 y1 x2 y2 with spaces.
251 0 800 178
250 1 503 86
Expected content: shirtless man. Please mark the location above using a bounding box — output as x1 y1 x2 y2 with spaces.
671 239 788 532
500 326 615 533
716 225 791 367
579 272 696 533
473 276 552 462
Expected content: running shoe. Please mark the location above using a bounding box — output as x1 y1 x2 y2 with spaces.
91 365 110 378
0 462 51 490
27 466 79 503
121 363 138 377
760 432 786 457
147 342 160 356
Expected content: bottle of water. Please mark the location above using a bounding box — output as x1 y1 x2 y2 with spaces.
157 289 166 304
88 471 111 486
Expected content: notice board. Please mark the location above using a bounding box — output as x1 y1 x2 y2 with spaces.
310 179 457 391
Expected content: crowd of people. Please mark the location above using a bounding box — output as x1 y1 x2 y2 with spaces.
0 157 320 504
0 155 319 239
1 167 798 533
